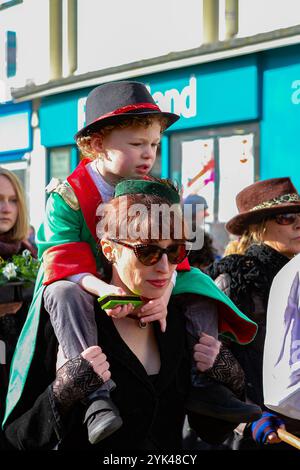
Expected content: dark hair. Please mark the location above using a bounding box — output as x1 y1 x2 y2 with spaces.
188 232 217 271
96 179 186 243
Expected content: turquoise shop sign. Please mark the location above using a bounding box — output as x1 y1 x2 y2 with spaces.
40 55 259 147
260 45 300 189
143 55 259 131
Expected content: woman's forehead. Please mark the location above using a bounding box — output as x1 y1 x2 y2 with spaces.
0 175 16 196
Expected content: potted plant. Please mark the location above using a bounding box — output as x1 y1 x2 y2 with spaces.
0 250 40 304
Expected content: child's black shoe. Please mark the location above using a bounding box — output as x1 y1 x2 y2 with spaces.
84 398 123 444
185 383 262 424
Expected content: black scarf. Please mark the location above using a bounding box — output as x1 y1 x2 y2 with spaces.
0 234 22 260
208 243 289 315
0 233 37 260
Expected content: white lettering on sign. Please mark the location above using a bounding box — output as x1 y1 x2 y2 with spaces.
147 76 197 118
77 76 197 132
291 80 300 104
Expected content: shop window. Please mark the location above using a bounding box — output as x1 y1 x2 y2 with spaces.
181 138 215 224
48 147 77 183
218 134 255 222
0 160 27 192
170 124 259 254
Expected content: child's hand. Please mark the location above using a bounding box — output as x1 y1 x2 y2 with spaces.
102 285 136 319
193 333 221 372
98 284 126 298
106 303 136 319
137 297 168 332
81 346 111 383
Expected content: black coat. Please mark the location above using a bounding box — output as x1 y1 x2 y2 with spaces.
0 238 37 425
2 297 190 450
3 295 236 450
208 244 289 406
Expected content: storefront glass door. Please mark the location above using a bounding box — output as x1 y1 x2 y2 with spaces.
170 124 259 254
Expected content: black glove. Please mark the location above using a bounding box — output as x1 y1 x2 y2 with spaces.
52 354 104 413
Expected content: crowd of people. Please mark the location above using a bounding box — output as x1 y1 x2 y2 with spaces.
0 80 299 452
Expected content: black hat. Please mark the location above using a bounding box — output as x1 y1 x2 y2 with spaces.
74 81 180 140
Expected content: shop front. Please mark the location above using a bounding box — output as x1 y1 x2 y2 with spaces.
38 43 300 252
39 55 259 251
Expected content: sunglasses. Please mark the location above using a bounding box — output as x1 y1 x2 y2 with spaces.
108 238 189 266
273 213 300 226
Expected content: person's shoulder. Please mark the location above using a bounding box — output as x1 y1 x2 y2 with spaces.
207 253 244 279
168 294 189 321
214 272 231 296
46 178 80 211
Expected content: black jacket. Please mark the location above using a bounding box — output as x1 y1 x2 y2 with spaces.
3 297 194 450
208 244 289 406
3 294 236 450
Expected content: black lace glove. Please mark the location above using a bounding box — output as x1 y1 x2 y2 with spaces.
206 343 245 399
52 355 104 413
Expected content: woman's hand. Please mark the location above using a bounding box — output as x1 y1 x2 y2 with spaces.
52 346 110 412
193 333 221 372
0 302 23 317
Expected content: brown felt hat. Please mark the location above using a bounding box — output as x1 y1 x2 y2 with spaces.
226 177 300 236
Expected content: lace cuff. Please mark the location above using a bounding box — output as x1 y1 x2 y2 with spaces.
52 355 104 413
206 343 245 398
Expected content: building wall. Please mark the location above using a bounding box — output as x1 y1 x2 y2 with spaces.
2 1 300 93
0 0 49 98
238 0 300 38
76 0 203 74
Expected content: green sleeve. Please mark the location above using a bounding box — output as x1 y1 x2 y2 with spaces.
36 193 84 259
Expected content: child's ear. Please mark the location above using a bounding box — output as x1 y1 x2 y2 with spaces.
90 134 103 153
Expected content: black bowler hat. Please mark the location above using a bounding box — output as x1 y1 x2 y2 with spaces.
74 81 180 140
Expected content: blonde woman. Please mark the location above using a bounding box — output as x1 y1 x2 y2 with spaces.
208 177 300 449
0 168 36 424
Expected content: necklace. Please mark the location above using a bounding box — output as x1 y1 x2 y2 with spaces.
127 313 148 329
138 320 148 329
